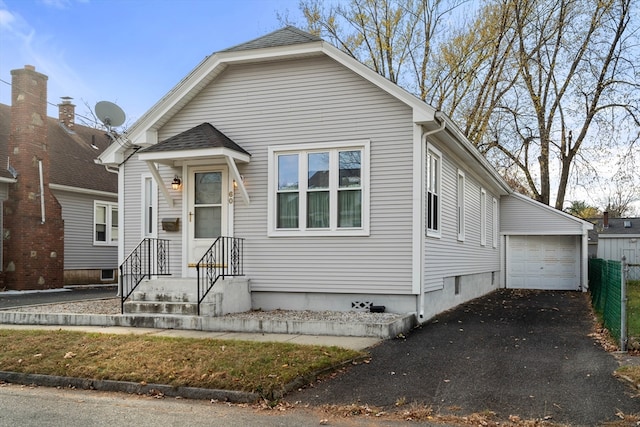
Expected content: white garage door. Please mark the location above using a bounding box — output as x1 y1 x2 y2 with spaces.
507 235 580 290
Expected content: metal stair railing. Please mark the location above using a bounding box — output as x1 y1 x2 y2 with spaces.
119 238 171 313
196 236 244 315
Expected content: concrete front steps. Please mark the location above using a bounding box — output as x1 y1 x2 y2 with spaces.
123 277 251 317
0 277 418 338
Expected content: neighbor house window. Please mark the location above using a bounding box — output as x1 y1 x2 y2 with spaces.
269 140 369 236
94 201 118 245
426 145 442 237
480 188 487 246
457 170 465 241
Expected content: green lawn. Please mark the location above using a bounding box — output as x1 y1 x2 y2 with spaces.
0 329 363 400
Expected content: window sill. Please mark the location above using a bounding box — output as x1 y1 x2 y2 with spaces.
269 228 370 237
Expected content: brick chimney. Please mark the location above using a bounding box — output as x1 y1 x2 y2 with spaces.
58 96 75 129
3 65 64 290
603 211 609 229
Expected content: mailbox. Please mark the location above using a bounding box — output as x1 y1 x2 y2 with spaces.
161 217 180 232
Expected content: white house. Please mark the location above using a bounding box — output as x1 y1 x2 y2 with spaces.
98 27 592 321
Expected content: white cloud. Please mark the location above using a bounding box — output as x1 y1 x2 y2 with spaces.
0 1 96 114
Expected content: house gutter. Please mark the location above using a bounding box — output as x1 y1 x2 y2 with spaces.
417 111 446 321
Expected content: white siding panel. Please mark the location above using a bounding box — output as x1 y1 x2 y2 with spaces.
157 56 415 295
423 141 501 289
122 157 183 275
54 190 117 270
501 194 584 234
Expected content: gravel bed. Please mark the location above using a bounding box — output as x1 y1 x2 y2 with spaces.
1 298 122 315
2 299 404 323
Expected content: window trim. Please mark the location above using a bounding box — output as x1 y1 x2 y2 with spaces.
94 200 118 246
457 169 465 241
268 140 370 237
426 145 442 238
480 188 487 247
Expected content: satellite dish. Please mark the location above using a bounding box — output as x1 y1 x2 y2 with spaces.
95 101 126 129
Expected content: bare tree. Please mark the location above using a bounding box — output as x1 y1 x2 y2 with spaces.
291 0 639 210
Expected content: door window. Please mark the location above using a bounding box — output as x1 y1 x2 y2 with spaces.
194 172 222 238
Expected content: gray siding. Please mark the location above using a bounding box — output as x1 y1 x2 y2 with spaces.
501 194 585 234
423 140 501 290
53 190 117 270
152 56 415 295
121 158 183 275
597 236 640 263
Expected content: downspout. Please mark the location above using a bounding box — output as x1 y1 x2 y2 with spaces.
38 160 45 223
418 112 446 321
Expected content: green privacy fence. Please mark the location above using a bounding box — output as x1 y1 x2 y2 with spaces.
588 258 623 348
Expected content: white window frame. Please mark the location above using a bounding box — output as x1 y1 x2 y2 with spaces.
94 200 118 246
457 169 466 241
480 188 487 246
492 197 498 248
141 175 158 238
426 145 442 238
268 140 370 237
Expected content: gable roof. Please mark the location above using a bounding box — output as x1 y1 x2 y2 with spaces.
590 217 640 237
138 122 250 156
0 103 117 194
99 26 438 165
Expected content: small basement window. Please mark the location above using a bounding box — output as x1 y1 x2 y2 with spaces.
101 269 115 281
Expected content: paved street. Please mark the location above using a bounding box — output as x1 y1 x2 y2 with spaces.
0 383 423 427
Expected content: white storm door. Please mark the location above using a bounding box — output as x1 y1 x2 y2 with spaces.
188 168 228 266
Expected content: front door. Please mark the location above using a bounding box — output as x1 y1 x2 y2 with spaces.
187 167 228 267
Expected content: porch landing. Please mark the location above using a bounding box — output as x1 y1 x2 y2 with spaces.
0 309 417 339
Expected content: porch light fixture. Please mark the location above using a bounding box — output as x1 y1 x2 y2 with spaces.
171 176 181 190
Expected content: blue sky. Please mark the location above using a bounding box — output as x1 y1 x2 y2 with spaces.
0 0 307 125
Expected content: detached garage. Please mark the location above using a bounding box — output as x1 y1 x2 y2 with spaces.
501 193 592 291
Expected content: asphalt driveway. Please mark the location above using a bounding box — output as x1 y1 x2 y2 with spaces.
286 289 639 425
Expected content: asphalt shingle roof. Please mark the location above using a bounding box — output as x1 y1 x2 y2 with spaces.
138 123 250 156
223 26 321 52
0 103 117 193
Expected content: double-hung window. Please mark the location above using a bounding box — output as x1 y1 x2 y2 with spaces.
480 188 487 246
492 197 498 248
269 141 369 236
426 145 441 237
94 201 118 245
457 170 465 241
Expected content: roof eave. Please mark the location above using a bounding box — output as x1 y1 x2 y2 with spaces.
137 147 251 165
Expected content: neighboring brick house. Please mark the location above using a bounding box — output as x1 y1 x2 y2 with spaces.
0 65 118 290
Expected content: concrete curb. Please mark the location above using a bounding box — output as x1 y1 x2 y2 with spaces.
0 312 417 339
0 371 260 403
